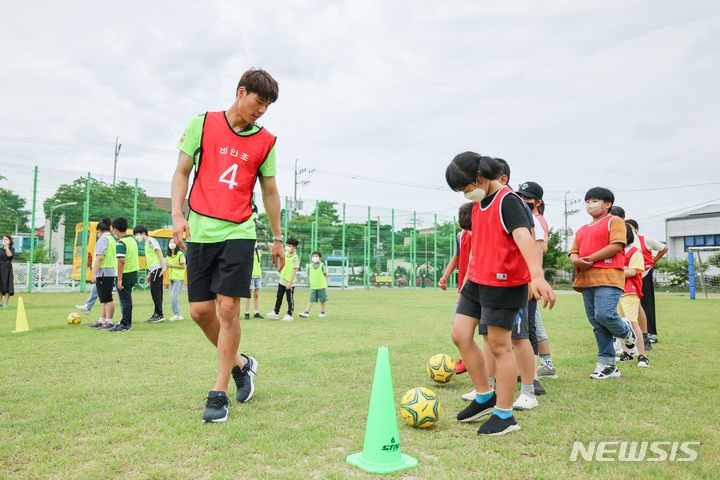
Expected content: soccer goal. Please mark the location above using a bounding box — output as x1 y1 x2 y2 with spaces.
688 246 720 298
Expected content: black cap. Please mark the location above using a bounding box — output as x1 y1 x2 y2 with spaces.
517 181 543 200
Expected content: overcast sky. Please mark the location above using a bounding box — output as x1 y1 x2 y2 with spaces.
2 0 719 243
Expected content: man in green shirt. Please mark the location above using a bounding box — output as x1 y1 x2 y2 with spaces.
171 68 285 423
109 216 139 333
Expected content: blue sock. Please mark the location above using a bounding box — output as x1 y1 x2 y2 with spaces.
494 407 513 419
475 390 494 404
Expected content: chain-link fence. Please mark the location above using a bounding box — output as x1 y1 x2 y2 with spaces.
1 161 458 293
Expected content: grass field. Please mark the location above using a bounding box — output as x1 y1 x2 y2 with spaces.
1 288 718 479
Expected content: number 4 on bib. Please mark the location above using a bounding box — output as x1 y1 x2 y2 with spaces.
219 164 239 189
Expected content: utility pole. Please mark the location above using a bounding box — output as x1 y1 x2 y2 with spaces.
562 191 581 251
292 159 314 219
113 137 122 186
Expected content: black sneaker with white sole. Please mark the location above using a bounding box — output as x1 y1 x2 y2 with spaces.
457 392 496 422
637 355 650 368
232 355 257 402
589 363 621 379
202 391 229 423
244 313 250 320
618 352 633 362
149 315 165 323
533 379 546 396
477 414 521 436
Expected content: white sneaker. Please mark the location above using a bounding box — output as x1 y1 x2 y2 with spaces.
613 338 623 356
281 314 294 322
536 364 558 379
620 317 638 346
75 304 91 315
589 363 621 380
298 312 309 318
168 315 184 321
512 394 539 411
266 311 279 320
461 389 477 401
629 345 639 356
318 312 326 317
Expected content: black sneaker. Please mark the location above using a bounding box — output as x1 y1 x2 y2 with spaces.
533 379 546 396
637 355 650 368
244 313 250 320
457 392 496 422
618 352 634 362
648 334 658 344
98 321 114 330
253 312 264 319
88 321 103 328
477 414 521 436
108 324 130 332
149 315 165 323
146 315 156 323
202 391 229 423
232 355 257 402
644 338 653 351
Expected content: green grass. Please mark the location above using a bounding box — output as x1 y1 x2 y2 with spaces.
0 289 718 479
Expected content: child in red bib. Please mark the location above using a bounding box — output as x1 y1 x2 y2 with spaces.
445 152 555 436
569 187 638 380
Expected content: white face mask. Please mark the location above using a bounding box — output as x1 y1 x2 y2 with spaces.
585 201 603 214
312 256 320 264
286 246 294 253
168 242 176 250
135 235 144 243
464 188 486 203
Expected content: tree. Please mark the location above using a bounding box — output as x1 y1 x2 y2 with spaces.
654 258 707 287
43 177 168 263
0 176 31 235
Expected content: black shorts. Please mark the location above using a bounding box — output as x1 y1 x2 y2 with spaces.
187 239 254 302
96 276 115 303
456 293 521 332
476 304 528 338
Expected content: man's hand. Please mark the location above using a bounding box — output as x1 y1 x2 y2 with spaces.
161 268 167 277
91 274 97 284
172 214 190 250
438 277 448 290
117 279 124 290
271 241 285 272
146 274 151 284
287 282 293 289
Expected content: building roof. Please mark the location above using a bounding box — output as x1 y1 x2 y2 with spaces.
666 204 720 221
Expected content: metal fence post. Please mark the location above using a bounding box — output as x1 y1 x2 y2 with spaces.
80 173 91 294
133 178 138 227
391 209 395 289
342 203 346 291
434 214 438 289
27 166 38 293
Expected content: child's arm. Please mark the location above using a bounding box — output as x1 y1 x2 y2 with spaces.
569 253 593 271
439 255 460 290
92 254 104 283
287 268 298 288
624 267 638 278
155 247 167 276
584 243 624 264
512 227 556 309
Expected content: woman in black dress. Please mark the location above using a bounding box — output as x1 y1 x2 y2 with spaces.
0 235 15 307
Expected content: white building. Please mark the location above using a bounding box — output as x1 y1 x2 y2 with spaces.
665 204 720 261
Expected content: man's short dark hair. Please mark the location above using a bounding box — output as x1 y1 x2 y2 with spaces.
112 216 128 232
458 202 473 231
584 187 615 206
287 237 299 247
133 225 148 235
237 68 279 103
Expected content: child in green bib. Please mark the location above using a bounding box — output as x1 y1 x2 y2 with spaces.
267 237 300 322
299 251 328 318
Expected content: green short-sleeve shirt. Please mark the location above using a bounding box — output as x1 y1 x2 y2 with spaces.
177 113 277 243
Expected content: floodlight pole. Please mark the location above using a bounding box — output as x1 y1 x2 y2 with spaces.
113 137 122 187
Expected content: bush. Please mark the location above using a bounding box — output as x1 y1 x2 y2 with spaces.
559 279 570 285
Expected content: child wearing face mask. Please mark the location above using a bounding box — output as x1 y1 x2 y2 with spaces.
445 152 555 436
299 251 328 318
569 187 638 379
134 225 167 323
267 237 300 322
166 240 186 321
244 245 264 319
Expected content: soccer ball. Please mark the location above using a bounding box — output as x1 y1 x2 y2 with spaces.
67 312 82 324
400 387 441 428
427 354 456 383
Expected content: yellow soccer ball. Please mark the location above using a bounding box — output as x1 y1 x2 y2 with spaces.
67 312 82 324
427 354 456 383
400 387 441 428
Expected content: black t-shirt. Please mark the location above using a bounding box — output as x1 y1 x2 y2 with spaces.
464 189 533 309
